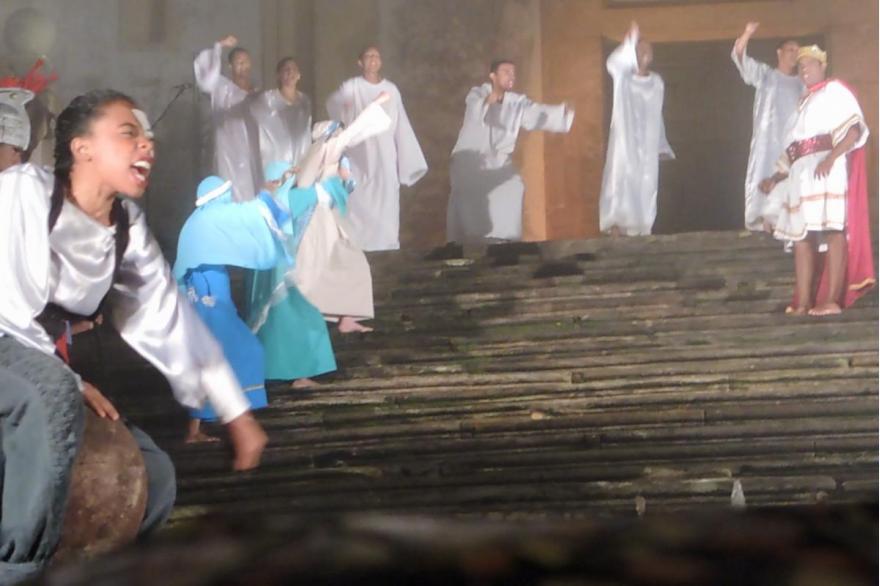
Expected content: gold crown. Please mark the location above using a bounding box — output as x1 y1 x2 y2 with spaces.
797 45 827 65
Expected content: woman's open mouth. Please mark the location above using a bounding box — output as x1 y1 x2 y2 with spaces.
131 159 152 186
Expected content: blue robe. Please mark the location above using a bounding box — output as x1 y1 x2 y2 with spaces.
246 188 337 381
175 192 290 420
183 266 268 420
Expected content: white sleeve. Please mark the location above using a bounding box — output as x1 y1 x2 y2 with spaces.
731 47 771 88
194 43 223 94
607 32 638 78
520 100 574 133
392 87 428 186
326 80 354 124
0 164 56 355
828 82 869 150
336 101 393 149
109 202 249 423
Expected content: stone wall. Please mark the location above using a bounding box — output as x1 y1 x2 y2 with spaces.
542 0 879 239
1 0 264 253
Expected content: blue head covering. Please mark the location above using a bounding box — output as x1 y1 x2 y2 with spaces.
173 176 286 281
195 175 233 207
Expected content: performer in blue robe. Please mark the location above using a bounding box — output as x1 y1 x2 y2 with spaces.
174 176 287 441
247 163 337 387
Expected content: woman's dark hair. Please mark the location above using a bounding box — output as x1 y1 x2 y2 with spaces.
50 89 135 230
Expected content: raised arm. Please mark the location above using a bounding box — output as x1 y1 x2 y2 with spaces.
607 22 639 78
194 35 237 94
731 22 770 87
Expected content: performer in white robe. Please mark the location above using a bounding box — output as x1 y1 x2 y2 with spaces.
446 60 574 243
283 95 392 333
732 22 804 230
599 22 675 237
250 57 313 171
326 46 427 251
194 34 261 202
761 45 873 316
0 91 266 582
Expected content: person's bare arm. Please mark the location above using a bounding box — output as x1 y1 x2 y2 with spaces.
815 125 861 179
733 22 759 61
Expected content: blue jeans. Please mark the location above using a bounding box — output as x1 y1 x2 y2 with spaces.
0 336 175 585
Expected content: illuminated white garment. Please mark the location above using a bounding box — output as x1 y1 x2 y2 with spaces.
250 89 312 169
326 77 427 251
194 42 261 202
764 80 868 241
447 83 574 243
599 31 674 236
0 164 249 422
731 47 803 230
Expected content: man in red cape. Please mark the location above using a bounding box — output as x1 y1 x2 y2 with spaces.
761 45 875 315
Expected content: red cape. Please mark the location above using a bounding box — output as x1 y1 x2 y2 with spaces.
791 80 876 309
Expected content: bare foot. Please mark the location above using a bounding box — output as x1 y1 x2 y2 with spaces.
808 303 842 317
291 378 319 389
185 419 220 444
785 305 810 316
338 316 374 334
609 225 623 238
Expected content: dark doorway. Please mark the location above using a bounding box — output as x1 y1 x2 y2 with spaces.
603 35 822 234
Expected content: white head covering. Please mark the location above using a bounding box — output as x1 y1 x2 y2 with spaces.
0 88 35 150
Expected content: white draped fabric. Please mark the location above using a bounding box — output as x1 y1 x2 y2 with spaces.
599 32 675 236
732 48 804 230
326 77 427 251
0 164 249 422
194 42 261 202
447 83 574 243
250 89 313 169
293 101 392 320
764 80 868 241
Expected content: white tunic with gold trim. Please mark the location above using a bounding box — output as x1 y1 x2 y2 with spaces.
764 80 868 241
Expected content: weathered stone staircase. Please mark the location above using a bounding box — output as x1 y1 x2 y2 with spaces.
83 231 879 522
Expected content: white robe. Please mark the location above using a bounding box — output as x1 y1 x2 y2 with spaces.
250 89 313 169
447 83 574 243
599 32 675 236
732 47 804 230
194 42 261 202
326 77 427 251
0 164 249 422
293 101 393 320
764 80 868 241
